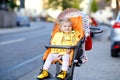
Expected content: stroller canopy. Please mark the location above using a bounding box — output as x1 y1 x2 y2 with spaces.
51 8 90 38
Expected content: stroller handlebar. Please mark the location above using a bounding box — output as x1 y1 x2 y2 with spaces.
90 26 103 34
45 44 77 49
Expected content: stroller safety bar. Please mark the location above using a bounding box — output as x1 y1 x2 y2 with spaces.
45 45 77 49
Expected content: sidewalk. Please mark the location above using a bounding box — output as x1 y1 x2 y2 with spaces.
0 21 42 35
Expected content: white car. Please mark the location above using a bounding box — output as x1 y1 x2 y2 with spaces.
110 11 120 57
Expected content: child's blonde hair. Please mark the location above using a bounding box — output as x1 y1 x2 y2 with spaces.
58 18 72 31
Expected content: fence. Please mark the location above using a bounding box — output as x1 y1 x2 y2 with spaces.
0 11 16 28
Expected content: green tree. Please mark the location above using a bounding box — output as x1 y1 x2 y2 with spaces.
47 0 81 10
90 0 98 13
8 0 18 10
105 0 110 3
0 0 18 11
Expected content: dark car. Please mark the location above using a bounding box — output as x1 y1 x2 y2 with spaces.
110 12 120 57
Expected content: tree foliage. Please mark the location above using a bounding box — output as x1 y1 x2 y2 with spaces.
47 0 81 10
90 0 98 13
0 0 18 11
8 0 18 10
105 0 111 3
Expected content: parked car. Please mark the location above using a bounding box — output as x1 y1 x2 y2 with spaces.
16 16 30 27
110 12 120 57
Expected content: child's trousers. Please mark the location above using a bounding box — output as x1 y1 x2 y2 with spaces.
43 53 70 71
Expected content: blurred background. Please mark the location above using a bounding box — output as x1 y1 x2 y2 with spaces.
0 0 119 27
0 0 120 80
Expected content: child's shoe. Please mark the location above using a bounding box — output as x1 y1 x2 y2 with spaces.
37 70 49 79
57 70 67 79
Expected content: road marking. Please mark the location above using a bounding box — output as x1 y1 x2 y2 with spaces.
0 38 25 45
0 54 43 76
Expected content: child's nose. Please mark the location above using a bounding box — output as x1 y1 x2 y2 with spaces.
66 26 69 28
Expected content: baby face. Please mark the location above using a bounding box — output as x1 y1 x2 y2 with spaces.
60 22 72 33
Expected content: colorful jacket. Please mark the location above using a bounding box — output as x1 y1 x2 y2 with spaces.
50 30 81 55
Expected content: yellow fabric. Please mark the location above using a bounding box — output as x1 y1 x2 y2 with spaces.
50 30 80 55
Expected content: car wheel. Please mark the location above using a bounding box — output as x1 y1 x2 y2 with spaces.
27 24 30 27
111 50 118 57
16 22 20 26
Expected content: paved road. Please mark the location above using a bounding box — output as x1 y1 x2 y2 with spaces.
0 21 54 80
